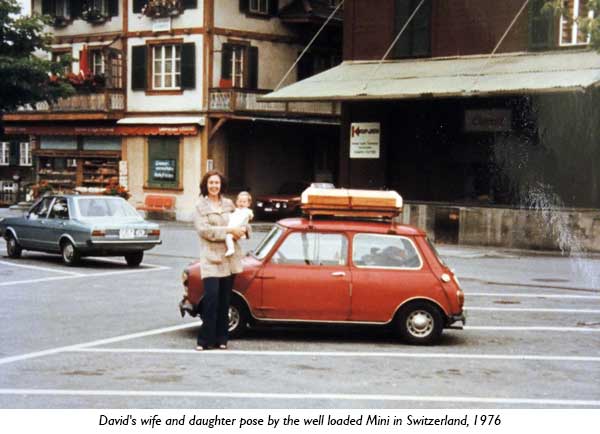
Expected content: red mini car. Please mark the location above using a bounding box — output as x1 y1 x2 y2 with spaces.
180 218 465 345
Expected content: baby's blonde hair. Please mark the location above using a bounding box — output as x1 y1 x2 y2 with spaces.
237 191 252 204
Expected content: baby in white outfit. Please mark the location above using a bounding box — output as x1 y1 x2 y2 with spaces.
225 191 254 257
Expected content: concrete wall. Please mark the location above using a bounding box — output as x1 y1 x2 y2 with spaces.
403 202 600 253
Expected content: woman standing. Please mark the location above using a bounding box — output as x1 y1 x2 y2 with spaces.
193 170 248 350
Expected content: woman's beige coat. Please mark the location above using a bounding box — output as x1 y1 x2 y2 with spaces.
193 196 248 278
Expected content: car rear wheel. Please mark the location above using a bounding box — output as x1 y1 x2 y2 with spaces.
6 234 22 258
124 251 144 267
61 240 81 266
396 301 443 345
228 297 249 339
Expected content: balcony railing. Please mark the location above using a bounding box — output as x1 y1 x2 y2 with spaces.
17 91 125 113
209 88 340 117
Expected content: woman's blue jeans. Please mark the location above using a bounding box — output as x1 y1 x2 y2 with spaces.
197 275 235 347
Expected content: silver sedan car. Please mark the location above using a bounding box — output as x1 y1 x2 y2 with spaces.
0 195 161 266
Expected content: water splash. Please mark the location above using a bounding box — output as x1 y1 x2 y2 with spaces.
523 182 600 289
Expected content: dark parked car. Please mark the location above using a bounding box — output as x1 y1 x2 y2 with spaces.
0 195 161 266
254 182 335 220
180 217 465 345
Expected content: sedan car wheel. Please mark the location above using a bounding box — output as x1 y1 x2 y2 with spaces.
228 298 249 339
6 235 22 258
61 240 81 266
397 301 443 345
125 251 144 267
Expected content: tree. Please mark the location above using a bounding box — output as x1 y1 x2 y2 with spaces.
543 0 600 50
0 0 73 114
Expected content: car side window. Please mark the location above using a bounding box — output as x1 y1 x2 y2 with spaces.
28 197 54 220
353 234 422 269
48 198 69 220
271 232 348 266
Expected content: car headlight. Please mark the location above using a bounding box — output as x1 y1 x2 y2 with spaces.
182 269 189 289
256 201 263 207
282 203 287 208
275 203 281 208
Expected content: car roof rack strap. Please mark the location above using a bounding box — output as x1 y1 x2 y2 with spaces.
301 187 403 221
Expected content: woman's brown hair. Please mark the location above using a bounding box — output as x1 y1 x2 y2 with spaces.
199 170 227 197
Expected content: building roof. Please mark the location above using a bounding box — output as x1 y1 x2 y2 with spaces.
279 0 343 25
262 50 600 102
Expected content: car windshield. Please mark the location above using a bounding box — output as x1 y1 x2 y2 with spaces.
76 198 142 220
252 225 284 260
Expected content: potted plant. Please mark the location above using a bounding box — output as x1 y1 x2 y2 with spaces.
141 0 184 19
104 182 131 200
82 3 109 24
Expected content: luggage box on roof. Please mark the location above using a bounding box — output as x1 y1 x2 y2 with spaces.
301 187 403 219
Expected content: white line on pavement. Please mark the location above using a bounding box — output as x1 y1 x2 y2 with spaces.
70 347 600 363
468 292 600 299
0 388 597 407
0 264 170 287
0 260 84 276
465 326 600 332
0 321 200 366
466 307 600 314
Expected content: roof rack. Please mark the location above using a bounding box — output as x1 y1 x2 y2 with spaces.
300 187 403 222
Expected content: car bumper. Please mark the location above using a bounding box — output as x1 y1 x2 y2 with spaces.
446 312 466 329
84 239 162 252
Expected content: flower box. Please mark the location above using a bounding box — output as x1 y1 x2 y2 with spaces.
141 0 184 19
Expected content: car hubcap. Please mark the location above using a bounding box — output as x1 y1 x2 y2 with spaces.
228 306 240 332
406 310 434 338
63 244 73 261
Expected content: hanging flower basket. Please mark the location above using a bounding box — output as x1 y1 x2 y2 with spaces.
82 7 109 24
52 16 70 28
141 0 184 19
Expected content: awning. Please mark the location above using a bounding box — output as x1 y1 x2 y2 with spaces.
4 124 199 136
261 50 600 102
117 116 206 126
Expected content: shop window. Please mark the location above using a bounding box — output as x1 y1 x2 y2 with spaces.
297 51 341 81
82 137 121 151
19 142 32 166
0 142 9 166
132 0 197 13
392 0 432 58
239 0 278 17
131 42 195 92
560 0 594 46
221 43 258 89
147 137 180 189
40 136 78 150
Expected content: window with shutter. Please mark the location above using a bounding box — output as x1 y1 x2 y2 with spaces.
182 0 198 9
559 0 595 46
0 142 9 166
131 45 147 91
19 142 32 167
221 43 258 89
392 0 431 59
529 0 557 49
241 0 278 17
147 137 180 189
181 43 196 89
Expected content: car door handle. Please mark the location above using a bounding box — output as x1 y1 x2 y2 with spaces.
331 271 346 277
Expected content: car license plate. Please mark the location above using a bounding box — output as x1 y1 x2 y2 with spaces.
264 207 273 212
119 228 135 239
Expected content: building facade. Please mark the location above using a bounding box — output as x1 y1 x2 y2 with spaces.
2 0 341 220
265 0 600 251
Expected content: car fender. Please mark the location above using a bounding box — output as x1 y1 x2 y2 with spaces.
197 290 255 317
4 227 19 242
389 296 450 324
58 233 78 248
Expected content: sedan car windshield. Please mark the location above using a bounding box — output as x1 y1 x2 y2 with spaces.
76 198 142 219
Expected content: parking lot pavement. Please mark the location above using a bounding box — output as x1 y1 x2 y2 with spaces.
0 227 599 409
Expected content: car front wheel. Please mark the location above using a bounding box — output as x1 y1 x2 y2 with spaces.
61 240 81 266
396 301 443 345
228 298 249 339
6 234 22 258
125 251 144 267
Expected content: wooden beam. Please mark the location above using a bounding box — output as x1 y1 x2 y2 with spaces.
208 117 227 142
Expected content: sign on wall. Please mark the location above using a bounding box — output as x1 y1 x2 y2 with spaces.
350 122 381 159
464 109 512 132
152 159 176 181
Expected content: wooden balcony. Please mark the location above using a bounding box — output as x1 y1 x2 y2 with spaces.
209 88 341 117
6 91 125 121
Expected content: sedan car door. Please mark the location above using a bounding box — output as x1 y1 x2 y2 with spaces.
18 196 55 249
44 197 70 250
259 231 351 321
